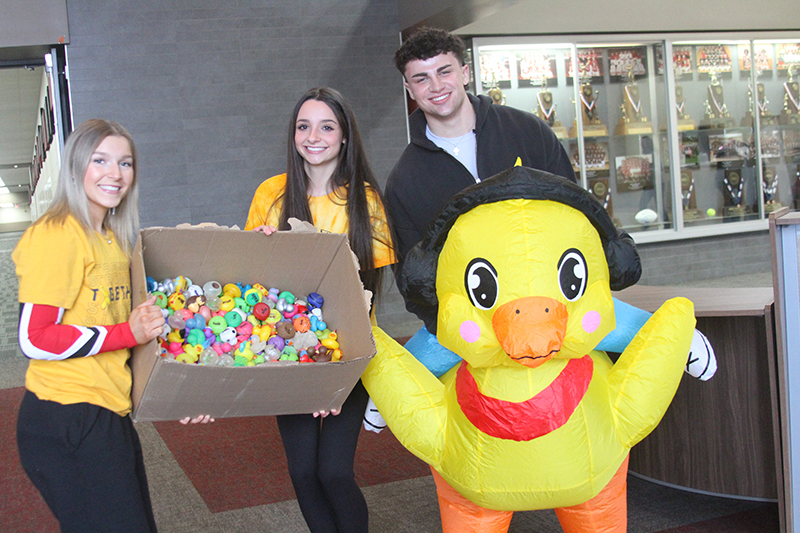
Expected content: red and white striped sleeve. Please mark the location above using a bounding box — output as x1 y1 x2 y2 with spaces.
18 303 138 360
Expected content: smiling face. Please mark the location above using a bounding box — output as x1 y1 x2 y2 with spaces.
403 52 471 127
435 200 615 370
294 99 344 178
83 135 134 232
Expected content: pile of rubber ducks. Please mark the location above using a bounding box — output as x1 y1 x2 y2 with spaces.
146 275 342 366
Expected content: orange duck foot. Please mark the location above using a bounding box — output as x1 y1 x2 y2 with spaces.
431 456 629 533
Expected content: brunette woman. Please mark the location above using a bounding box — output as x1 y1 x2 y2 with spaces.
245 87 395 533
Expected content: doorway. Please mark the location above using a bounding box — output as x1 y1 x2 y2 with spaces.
0 45 70 233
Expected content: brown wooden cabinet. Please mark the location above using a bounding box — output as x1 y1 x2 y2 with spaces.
615 285 779 500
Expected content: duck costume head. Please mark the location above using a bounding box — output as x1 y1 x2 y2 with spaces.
362 167 695 533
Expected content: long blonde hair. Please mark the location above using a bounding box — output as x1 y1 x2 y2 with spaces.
38 119 140 255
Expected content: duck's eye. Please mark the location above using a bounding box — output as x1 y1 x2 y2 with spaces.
558 249 587 301
464 258 498 310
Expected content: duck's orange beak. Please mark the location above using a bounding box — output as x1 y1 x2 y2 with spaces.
492 296 568 368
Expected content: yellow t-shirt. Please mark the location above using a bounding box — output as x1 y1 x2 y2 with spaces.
13 215 135 416
245 173 395 269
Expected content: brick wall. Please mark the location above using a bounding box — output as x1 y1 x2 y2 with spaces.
637 231 771 286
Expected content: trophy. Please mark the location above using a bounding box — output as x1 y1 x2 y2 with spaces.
794 165 800 209
569 65 608 137
661 66 696 131
535 75 567 138
722 168 747 217
615 65 652 135
782 64 800 125
674 84 697 131
487 73 506 106
762 166 782 213
742 80 778 127
701 70 735 129
588 177 620 226
680 170 704 221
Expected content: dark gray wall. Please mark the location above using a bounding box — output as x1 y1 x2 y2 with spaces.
65 0 407 229
1 0 68 48
637 232 770 286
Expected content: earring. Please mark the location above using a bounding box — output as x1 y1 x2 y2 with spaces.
111 206 116 216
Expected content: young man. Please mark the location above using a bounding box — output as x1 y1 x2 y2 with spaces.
385 27 578 265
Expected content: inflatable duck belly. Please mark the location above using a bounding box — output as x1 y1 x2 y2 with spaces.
437 351 627 511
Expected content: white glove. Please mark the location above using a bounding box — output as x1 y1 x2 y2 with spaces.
363 397 386 433
685 329 717 381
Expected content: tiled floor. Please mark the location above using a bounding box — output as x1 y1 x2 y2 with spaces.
0 232 24 358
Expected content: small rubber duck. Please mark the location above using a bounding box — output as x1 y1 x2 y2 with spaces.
276 321 296 340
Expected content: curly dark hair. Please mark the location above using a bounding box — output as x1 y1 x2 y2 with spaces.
394 27 467 77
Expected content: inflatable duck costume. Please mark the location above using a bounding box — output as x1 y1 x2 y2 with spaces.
362 167 695 533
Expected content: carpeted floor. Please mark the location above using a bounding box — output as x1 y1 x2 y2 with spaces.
658 505 779 532
0 388 60 533
152 416 431 513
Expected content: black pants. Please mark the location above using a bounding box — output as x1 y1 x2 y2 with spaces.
276 379 369 533
16 390 157 533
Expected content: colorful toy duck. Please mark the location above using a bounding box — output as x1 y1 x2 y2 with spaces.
362 167 695 533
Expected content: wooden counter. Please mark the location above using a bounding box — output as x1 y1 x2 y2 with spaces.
615 285 779 500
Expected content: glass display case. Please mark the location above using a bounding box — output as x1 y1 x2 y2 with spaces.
470 35 800 243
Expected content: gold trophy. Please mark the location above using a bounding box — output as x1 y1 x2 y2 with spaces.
680 170 704 221
742 79 778 127
615 65 652 135
570 65 607 137
676 85 697 130
589 178 613 217
722 168 747 217
762 166 782 213
781 64 800 125
487 73 506 106
701 70 735 129
674 64 697 131
795 164 800 209
662 66 696 131
535 75 567 138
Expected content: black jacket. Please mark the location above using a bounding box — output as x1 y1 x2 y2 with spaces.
385 94 577 263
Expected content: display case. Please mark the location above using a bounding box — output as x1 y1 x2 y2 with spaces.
470 35 800 243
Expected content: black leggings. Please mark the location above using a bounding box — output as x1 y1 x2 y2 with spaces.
16 390 157 533
276 379 369 533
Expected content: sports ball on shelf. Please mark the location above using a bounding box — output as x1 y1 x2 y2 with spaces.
634 209 658 225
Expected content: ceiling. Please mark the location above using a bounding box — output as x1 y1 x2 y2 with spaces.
0 65 43 191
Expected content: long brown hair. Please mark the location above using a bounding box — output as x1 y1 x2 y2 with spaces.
279 87 393 299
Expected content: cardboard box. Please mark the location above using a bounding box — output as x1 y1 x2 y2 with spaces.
129 223 375 422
